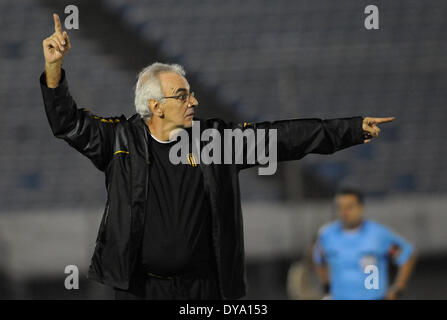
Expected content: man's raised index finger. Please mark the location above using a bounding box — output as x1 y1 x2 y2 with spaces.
374 117 395 124
53 13 62 33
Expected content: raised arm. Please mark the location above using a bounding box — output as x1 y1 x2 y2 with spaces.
40 14 117 171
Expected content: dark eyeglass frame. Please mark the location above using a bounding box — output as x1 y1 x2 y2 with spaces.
162 91 195 103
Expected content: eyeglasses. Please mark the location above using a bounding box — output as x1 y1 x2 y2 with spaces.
162 91 195 103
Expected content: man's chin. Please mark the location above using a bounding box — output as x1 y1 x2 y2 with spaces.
184 118 193 128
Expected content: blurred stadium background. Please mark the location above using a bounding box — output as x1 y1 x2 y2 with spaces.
0 0 446 299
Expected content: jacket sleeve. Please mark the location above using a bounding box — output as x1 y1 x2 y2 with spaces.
40 69 117 172
228 116 364 171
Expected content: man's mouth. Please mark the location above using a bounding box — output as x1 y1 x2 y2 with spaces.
185 113 194 118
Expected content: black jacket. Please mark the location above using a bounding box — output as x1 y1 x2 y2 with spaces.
40 69 364 299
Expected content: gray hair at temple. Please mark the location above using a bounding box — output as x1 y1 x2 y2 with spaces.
134 62 186 119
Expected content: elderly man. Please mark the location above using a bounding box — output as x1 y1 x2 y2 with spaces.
40 14 394 300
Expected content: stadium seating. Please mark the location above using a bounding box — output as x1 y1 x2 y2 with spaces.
103 0 447 196
1 0 446 212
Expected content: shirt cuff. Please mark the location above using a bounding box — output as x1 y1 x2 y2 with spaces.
39 68 67 91
39 68 69 103
350 116 364 145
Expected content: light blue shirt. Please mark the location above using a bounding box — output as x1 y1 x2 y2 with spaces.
313 219 414 300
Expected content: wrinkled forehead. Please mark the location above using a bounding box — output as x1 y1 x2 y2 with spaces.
158 72 190 95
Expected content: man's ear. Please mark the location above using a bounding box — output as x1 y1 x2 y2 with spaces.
148 99 163 118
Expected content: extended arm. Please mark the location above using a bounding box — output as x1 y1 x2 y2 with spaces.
230 116 393 171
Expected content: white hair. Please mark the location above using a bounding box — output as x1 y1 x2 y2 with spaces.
134 62 186 119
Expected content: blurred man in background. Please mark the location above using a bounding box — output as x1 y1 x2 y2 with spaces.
313 189 416 300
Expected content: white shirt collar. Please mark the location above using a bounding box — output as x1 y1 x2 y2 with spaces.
149 133 175 144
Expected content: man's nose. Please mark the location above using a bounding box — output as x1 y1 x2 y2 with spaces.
188 95 198 107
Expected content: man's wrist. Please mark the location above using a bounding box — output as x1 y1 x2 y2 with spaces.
45 61 63 88
352 116 366 145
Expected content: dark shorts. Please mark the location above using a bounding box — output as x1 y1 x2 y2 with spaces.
114 262 222 300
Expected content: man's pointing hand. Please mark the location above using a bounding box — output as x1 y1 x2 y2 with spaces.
43 13 71 64
362 117 395 143
43 13 71 88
